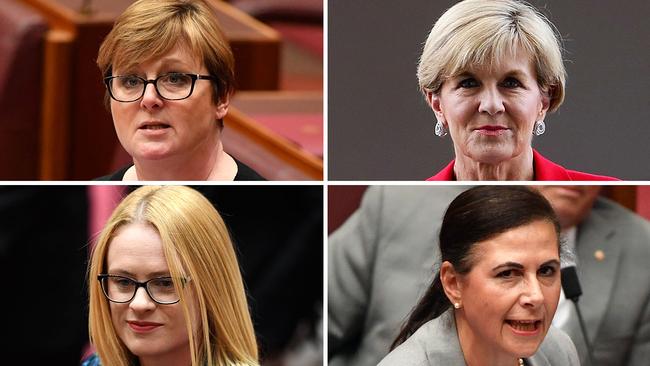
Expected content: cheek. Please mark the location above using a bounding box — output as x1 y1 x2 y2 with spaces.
111 103 134 129
543 283 561 313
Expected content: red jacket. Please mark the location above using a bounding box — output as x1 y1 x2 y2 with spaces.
426 149 619 181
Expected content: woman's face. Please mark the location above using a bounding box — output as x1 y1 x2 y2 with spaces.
451 219 561 359
110 43 227 162
106 223 198 362
429 50 550 165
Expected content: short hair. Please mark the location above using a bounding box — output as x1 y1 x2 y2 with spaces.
88 186 258 366
392 186 561 349
418 0 566 112
97 0 235 108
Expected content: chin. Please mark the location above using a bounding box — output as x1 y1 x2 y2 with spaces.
130 146 176 161
468 148 515 165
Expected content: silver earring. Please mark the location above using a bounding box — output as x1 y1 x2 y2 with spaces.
435 120 448 137
533 120 546 136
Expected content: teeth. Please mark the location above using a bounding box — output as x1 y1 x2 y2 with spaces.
509 320 537 331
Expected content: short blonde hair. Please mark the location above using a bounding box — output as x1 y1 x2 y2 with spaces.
88 186 258 366
97 0 235 106
418 0 566 112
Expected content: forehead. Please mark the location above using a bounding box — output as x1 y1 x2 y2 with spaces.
470 220 559 267
114 42 204 74
454 48 536 79
106 223 169 275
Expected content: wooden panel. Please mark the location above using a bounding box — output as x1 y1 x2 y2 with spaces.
601 186 636 212
223 106 322 180
40 29 74 180
328 186 367 234
637 186 650 221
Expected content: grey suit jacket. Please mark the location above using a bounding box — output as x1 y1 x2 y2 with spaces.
377 310 580 366
328 186 650 366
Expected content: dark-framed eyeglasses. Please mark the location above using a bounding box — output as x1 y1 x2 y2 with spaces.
104 73 217 102
97 274 189 305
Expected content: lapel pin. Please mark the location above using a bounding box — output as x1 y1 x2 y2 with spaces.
594 250 605 261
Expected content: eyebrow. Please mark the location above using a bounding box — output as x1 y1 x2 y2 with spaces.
157 58 195 70
454 69 529 79
491 259 560 272
107 269 171 278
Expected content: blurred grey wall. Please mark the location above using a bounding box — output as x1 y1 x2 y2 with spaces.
328 0 650 180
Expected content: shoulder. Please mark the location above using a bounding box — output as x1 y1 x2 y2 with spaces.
80 353 102 366
378 315 464 366
590 197 650 255
565 169 620 181
94 165 131 181
532 326 580 365
532 150 619 181
426 160 455 181
234 159 266 181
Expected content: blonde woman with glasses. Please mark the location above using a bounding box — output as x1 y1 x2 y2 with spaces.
82 186 258 366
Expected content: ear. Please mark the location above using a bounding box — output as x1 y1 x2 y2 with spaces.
426 91 446 124
538 88 551 121
215 95 230 120
440 261 463 305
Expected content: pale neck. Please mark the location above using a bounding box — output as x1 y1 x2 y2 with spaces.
137 343 192 366
454 311 522 366
453 148 534 181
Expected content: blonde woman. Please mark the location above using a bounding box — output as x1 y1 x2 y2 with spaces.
95 0 264 180
82 186 258 366
421 0 617 181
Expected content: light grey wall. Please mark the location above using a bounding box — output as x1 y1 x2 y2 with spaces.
328 0 650 180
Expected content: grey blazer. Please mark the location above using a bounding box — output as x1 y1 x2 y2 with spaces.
328 186 650 366
377 311 580 366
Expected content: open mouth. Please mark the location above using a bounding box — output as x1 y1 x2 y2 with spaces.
140 124 170 130
505 320 542 333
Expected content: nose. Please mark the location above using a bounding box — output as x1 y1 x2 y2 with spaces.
129 287 156 312
140 82 163 111
477 85 505 116
520 277 544 307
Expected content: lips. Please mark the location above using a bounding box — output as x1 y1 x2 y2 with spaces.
127 320 163 333
506 319 542 335
474 125 509 136
138 121 170 130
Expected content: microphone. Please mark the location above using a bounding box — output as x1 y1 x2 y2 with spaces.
561 266 595 365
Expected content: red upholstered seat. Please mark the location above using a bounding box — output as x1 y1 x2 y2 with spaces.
0 0 47 179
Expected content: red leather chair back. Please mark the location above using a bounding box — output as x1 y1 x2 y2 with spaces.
0 0 47 179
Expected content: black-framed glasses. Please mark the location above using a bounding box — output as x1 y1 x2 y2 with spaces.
104 73 216 102
98 274 189 305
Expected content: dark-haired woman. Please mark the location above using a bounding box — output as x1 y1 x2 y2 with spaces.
378 186 580 365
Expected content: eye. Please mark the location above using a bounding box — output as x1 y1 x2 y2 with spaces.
111 276 134 289
162 73 191 86
538 265 557 277
458 78 479 88
151 277 176 292
119 76 142 89
497 269 518 278
501 77 522 88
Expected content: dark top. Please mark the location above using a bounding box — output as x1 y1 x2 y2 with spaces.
94 159 265 181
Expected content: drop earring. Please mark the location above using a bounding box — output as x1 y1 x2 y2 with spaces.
435 120 448 137
533 120 546 136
